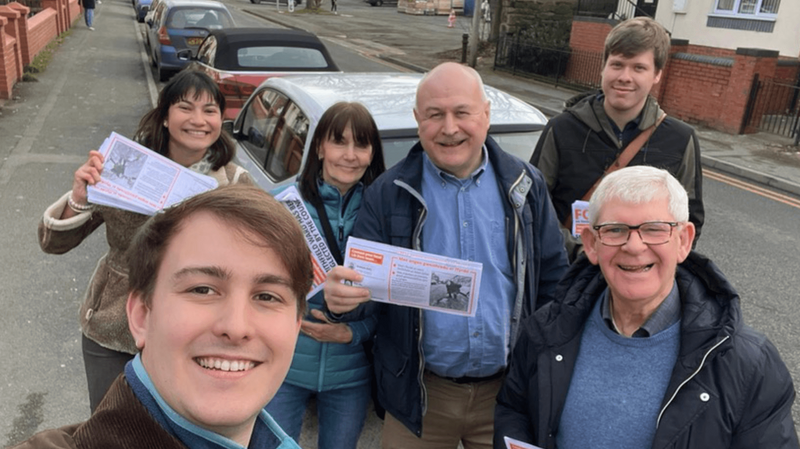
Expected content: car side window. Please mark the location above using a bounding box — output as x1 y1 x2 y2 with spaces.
197 37 216 65
264 102 308 182
240 89 290 174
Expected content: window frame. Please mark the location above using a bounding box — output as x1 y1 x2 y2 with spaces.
711 0 779 19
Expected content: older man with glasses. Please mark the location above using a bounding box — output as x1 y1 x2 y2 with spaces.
494 165 798 449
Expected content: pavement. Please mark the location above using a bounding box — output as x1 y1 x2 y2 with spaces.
245 2 800 198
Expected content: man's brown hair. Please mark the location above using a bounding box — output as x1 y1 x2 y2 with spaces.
603 17 670 71
127 185 312 315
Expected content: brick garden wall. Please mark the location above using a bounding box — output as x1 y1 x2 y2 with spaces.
0 0 77 100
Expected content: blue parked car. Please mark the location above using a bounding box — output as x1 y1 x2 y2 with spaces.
134 0 152 22
145 0 235 82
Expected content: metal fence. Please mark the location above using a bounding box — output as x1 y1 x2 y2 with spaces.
0 0 43 14
494 33 603 89
575 0 651 20
743 75 800 143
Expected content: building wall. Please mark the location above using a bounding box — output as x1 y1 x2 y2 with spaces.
655 0 800 58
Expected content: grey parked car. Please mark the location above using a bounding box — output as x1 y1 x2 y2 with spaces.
228 73 548 192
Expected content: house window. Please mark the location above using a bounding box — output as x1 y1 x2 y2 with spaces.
713 0 779 17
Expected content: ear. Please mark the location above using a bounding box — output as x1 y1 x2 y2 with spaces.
654 68 663 85
413 107 422 126
127 291 150 351
676 222 695 263
483 99 491 124
580 226 599 265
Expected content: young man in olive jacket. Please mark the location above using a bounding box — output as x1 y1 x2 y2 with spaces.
494 166 798 449
13 186 312 449
531 17 704 261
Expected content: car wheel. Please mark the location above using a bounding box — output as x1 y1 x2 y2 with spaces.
252 0 261 3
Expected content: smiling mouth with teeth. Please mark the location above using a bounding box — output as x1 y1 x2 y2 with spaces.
619 264 654 272
195 357 257 372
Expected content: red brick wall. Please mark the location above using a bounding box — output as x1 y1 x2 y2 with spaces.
27 8 58 61
659 59 732 131
0 20 19 100
565 18 613 88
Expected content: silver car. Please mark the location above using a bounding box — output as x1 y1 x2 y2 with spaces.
228 73 547 191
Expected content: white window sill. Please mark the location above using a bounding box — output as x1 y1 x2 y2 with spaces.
708 13 777 22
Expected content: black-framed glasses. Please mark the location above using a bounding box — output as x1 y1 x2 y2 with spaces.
592 221 679 246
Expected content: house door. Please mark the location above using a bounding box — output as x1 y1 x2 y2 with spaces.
635 0 657 17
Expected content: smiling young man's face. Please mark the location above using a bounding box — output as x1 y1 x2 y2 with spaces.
127 211 302 446
601 50 662 125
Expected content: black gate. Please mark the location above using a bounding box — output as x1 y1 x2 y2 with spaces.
743 76 800 143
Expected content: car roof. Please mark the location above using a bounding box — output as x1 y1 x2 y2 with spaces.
244 73 547 138
208 28 327 47
206 28 336 71
162 0 229 8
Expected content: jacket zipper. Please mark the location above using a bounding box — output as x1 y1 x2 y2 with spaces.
655 335 730 428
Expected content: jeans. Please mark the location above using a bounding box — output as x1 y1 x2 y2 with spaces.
265 381 371 449
84 8 94 27
82 334 133 412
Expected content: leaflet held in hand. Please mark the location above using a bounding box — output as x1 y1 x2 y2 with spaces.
87 132 218 215
343 237 483 317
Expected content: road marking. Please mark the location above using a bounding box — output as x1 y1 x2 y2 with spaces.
704 168 800 208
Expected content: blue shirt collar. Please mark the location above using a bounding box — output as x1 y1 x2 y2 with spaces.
422 145 489 183
600 281 681 338
126 355 294 449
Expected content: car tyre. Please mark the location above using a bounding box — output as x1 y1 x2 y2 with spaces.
157 64 170 82
251 0 261 3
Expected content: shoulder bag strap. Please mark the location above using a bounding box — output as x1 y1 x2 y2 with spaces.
306 194 344 266
562 112 667 230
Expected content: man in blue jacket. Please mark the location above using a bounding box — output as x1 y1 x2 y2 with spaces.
494 166 798 449
325 62 569 448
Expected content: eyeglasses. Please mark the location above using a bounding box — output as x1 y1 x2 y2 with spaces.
592 221 679 246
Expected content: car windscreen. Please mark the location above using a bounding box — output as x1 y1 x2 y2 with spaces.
168 8 234 30
237 46 330 70
380 131 542 169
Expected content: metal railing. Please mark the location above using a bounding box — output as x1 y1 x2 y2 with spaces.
0 0 43 14
575 0 653 20
743 75 800 142
494 34 603 89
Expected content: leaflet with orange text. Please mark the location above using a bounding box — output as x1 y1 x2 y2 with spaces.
343 237 483 317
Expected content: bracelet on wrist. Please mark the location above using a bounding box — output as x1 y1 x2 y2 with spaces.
67 195 94 213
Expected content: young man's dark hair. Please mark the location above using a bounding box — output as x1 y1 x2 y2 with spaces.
603 17 671 71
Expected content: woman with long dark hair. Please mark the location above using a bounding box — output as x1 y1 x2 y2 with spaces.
38 70 250 412
266 102 386 449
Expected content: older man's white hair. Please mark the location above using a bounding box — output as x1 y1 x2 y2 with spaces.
587 165 689 226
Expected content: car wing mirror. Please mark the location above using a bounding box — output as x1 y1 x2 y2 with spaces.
176 49 194 62
222 120 235 136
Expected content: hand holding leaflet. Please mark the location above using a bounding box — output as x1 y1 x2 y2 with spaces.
87 132 218 215
343 237 483 317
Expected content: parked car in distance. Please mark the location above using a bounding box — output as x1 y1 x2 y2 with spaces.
181 28 340 121
134 0 152 22
365 0 398 6
145 0 235 82
250 0 302 5
228 73 547 192
143 0 162 25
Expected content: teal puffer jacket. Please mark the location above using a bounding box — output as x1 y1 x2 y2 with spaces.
273 181 377 391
